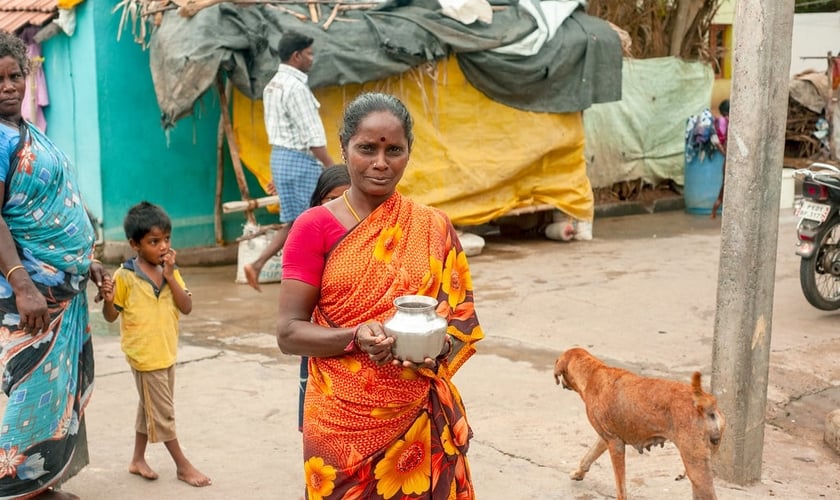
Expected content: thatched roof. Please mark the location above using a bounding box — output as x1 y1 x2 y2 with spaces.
0 0 56 33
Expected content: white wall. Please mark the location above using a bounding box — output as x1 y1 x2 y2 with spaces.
713 0 735 24
790 12 840 77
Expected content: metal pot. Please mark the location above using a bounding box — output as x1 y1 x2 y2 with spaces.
383 295 447 363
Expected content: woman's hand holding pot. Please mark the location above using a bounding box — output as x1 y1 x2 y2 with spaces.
354 322 395 366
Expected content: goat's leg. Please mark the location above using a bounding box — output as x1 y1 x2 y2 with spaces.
606 440 628 500
570 436 608 480
677 446 718 500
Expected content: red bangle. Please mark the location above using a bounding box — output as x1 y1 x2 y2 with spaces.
344 324 363 353
354 324 363 350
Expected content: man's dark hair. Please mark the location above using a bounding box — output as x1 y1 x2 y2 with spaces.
277 31 314 62
123 201 172 243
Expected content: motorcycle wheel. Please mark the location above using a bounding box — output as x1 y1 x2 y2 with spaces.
800 215 840 310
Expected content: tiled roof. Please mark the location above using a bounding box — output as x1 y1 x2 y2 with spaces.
0 0 57 34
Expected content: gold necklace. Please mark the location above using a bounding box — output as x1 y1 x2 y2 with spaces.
342 190 362 223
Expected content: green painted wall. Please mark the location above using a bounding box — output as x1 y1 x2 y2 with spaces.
41 2 272 251
41 5 101 228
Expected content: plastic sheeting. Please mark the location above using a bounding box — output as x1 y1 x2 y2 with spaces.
790 71 829 114
233 57 592 226
584 57 714 188
458 7 621 114
149 1 621 126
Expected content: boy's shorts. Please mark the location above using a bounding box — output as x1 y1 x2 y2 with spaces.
270 146 321 224
132 365 177 443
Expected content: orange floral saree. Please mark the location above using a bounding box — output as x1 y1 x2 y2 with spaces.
303 192 483 500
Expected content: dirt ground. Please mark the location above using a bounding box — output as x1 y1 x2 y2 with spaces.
6 208 838 499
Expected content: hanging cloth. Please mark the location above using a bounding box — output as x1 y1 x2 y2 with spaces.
17 27 49 132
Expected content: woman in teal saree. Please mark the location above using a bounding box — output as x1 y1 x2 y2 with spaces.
0 30 107 499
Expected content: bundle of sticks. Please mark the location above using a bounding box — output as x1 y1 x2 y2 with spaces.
305 1 379 30
140 0 380 30
785 97 825 159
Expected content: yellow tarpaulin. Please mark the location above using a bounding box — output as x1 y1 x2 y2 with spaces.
56 0 85 9
232 57 592 225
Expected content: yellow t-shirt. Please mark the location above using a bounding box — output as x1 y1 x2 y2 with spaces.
112 258 189 371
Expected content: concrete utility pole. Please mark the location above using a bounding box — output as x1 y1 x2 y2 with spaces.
711 0 795 485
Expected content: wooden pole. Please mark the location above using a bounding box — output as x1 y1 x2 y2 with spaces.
307 0 319 22
322 2 342 30
214 93 226 246
215 74 256 226
827 51 838 161
711 0 795 485
222 195 280 214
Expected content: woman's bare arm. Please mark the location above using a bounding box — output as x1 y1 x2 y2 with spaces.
276 279 356 356
0 181 50 334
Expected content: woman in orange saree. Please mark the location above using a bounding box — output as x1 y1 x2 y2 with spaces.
277 93 483 499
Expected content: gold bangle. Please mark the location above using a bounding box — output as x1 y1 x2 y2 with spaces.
91 258 103 265
5 265 25 281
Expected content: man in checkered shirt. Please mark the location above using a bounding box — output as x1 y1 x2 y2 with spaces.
244 31 336 291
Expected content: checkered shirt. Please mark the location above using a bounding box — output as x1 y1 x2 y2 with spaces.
262 64 327 150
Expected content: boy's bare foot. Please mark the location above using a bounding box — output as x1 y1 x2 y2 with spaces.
129 460 159 480
243 262 262 292
177 464 212 487
35 489 79 499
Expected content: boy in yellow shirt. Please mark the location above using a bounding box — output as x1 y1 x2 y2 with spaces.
100 201 211 487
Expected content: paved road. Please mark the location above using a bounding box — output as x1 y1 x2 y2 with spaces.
50 209 840 499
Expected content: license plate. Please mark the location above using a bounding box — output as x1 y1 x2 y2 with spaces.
796 200 831 222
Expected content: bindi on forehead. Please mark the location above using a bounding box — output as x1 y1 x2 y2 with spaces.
380 137 386 142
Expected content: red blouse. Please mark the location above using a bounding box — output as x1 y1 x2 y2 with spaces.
281 205 349 287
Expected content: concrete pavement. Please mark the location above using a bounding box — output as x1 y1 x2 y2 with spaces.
46 209 840 498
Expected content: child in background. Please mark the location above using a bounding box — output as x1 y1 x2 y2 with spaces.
296 164 351 431
100 201 211 487
711 99 730 219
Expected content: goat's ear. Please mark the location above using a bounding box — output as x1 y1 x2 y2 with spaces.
691 372 703 395
553 355 566 385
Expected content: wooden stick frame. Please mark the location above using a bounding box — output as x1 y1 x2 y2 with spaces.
215 73 257 236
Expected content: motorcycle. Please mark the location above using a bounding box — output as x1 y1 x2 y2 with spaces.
795 162 840 310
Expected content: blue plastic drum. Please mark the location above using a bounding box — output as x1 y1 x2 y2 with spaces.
684 151 724 215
